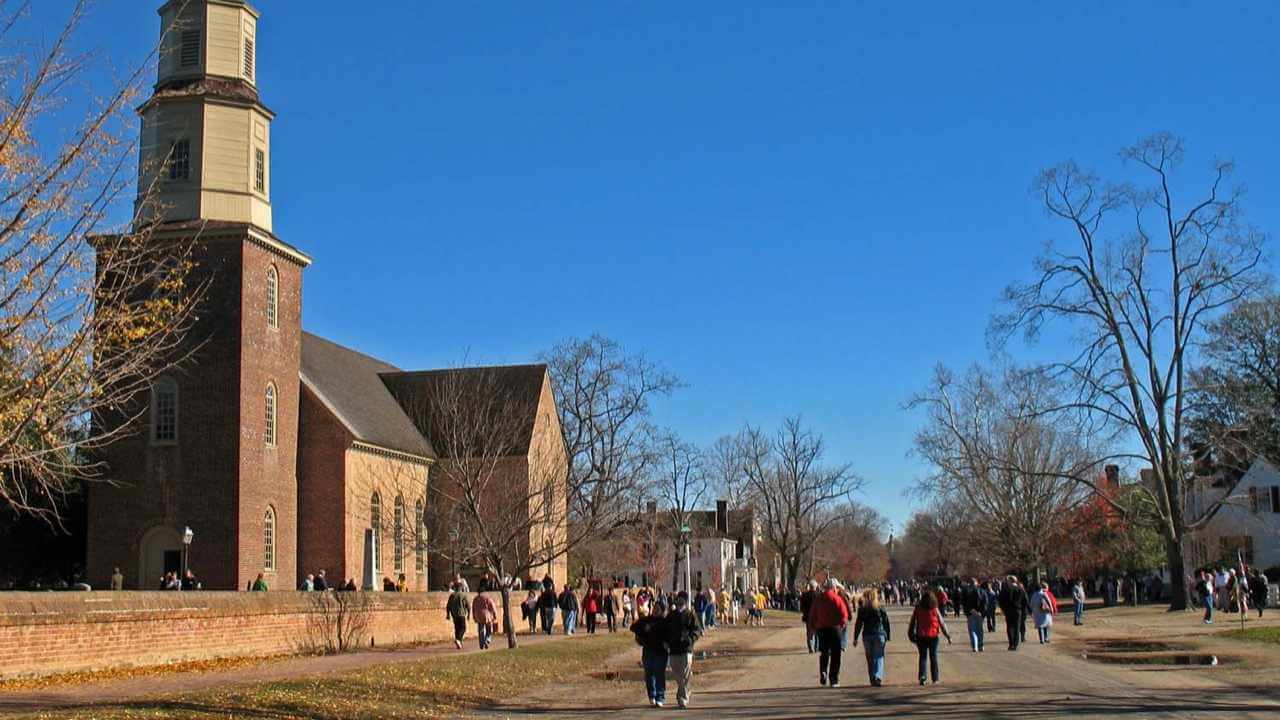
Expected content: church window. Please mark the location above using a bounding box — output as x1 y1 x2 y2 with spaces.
151 377 178 444
180 30 200 68
264 383 277 447
266 266 278 329
394 496 405 573
263 507 276 571
415 499 425 573
370 492 382 574
254 149 265 193
243 36 255 81
168 140 190 181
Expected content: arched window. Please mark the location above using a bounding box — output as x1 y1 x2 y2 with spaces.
414 499 425 573
393 495 405 573
264 383 277 447
266 265 278 329
151 376 178 444
370 492 382 574
263 507 276 571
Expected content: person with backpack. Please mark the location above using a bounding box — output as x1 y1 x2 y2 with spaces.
851 587 891 687
445 582 470 649
631 602 668 708
471 588 497 649
808 578 851 687
662 591 703 709
1029 582 1056 644
907 590 951 685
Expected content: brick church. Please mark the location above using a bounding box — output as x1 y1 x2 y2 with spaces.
86 0 567 592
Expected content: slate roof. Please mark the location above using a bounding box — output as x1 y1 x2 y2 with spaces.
379 365 548 458
300 332 433 458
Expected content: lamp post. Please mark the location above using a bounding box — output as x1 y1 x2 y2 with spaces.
181 526 194 584
680 525 691 595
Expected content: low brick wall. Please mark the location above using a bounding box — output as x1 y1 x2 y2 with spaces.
0 591 462 680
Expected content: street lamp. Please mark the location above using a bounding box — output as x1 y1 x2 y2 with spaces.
181 526 194 584
679 525 692 595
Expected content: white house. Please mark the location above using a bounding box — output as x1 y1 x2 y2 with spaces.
1186 457 1280 571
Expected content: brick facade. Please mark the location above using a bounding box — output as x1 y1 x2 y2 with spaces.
0 592 456 681
87 231 305 592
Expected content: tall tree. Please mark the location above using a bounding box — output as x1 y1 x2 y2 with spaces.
910 364 1094 573
992 134 1268 609
738 416 865 590
809 502 889 583
1 1 201 521
650 429 708 591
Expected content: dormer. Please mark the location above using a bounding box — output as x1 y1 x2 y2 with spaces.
157 0 259 88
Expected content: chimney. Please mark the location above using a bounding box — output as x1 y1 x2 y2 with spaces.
1104 465 1120 489
645 500 657 515
716 500 729 535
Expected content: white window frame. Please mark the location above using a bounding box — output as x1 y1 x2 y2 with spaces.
266 265 278 329
394 496 405 573
370 492 382 575
415 499 425 573
263 507 276 571
264 382 278 447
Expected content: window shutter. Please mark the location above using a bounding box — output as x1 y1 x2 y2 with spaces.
180 30 200 68
244 37 255 80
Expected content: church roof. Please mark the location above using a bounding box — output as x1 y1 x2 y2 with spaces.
379 365 549 458
300 332 434 459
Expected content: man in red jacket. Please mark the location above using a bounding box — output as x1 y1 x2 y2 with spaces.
807 578 851 687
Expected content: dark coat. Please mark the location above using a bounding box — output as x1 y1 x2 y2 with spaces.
852 606 891 643
662 607 703 654
998 584 1028 619
631 615 667 653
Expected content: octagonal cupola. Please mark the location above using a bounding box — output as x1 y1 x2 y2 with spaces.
157 0 259 87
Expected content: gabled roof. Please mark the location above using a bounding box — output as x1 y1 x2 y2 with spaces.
380 364 548 457
300 332 433 459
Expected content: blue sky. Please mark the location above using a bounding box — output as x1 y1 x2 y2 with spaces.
44 1 1280 534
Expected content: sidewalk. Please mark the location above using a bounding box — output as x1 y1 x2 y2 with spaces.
0 625 588 715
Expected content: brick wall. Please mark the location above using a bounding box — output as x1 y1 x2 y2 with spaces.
0 591 458 681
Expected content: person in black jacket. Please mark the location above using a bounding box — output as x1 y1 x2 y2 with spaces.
800 581 818 653
632 603 669 708
537 577 557 635
663 591 703 709
851 588 891 686
997 575 1028 651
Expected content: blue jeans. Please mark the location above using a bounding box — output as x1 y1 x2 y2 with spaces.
541 607 555 634
642 648 668 702
1203 594 1214 623
563 609 577 634
967 614 984 651
862 632 886 683
704 606 715 627
477 622 492 648
1037 625 1051 643
916 637 940 683
1073 600 1083 625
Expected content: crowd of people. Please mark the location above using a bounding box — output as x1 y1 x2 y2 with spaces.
1193 565 1271 624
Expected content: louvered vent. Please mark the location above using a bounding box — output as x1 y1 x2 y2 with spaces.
180 30 200 67
243 37 255 81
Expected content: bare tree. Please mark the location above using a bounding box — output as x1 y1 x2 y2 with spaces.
301 590 372 655
738 416 865 590
388 366 567 650
1 1 201 522
543 335 680 530
705 434 753 509
809 502 889 583
909 364 1095 574
650 429 708 591
992 134 1268 609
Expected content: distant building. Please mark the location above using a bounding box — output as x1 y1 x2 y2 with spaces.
616 500 762 591
1186 457 1280 571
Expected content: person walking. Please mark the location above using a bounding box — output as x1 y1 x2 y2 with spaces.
446 583 470 649
1072 579 1086 626
632 602 668 708
982 581 998 633
997 575 1028 650
800 580 819 653
621 588 635 626
583 587 601 634
808 578 851 687
472 588 497 649
603 587 618 632
1249 569 1269 618
523 588 539 634
907 590 951 685
1029 583 1056 644
110 567 124 591
851 588 891 687
559 583 580 635
662 591 703 709
538 577 558 635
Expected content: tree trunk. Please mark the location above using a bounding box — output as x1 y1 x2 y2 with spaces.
1164 538 1188 611
500 584 518 649
785 556 800 591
